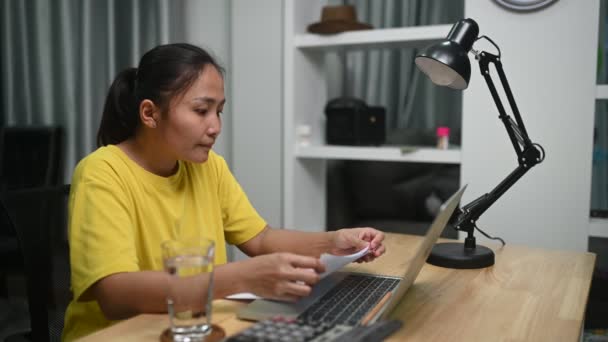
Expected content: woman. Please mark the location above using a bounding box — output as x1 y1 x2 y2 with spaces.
62 43 385 341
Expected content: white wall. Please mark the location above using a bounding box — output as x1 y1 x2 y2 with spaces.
183 1 283 261
463 0 599 251
182 0 232 162
231 0 283 228
182 0 236 260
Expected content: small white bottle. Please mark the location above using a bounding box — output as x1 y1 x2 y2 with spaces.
296 124 312 146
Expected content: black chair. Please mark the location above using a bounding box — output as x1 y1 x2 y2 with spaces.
0 185 71 342
0 126 64 191
0 126 64 298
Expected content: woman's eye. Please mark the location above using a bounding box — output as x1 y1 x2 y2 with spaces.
195 108 208 115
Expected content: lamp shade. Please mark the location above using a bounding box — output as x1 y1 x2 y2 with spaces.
415 18 479 90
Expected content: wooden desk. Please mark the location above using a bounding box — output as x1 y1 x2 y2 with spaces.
78 233 596 342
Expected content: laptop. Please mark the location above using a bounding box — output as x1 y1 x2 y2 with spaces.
237 186 466 326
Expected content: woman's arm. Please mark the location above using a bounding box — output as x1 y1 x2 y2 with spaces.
89 252 325 321
89 266 240 321
239 225 385 260
238 225 335 257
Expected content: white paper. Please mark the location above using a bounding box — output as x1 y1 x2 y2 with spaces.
226 292 260 300
225 246 369 300
319 245 370 279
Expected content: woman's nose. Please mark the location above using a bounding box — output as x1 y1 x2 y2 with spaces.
207 114 221 137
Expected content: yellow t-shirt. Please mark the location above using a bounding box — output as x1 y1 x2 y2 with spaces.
62 145 266 341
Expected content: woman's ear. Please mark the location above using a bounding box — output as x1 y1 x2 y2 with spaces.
139 99 160 128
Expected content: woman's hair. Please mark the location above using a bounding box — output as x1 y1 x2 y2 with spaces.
96 43 225 146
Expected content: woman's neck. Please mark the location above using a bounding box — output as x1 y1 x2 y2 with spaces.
117 137 178 177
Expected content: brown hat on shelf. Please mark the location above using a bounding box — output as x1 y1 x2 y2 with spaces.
307 5 372 35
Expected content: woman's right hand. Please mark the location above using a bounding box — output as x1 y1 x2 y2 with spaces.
239 253 325 302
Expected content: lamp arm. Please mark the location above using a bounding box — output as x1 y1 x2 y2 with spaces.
455 165 529 234
453 50 544 239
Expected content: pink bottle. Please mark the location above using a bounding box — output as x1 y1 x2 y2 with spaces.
436 126 450 150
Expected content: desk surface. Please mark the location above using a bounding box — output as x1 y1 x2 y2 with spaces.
78 233 596 342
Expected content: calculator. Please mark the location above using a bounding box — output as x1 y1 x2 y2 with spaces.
223 317 402 342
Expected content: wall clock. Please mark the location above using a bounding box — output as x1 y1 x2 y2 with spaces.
493 0 558 12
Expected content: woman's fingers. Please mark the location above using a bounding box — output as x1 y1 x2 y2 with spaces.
284 281 313 298
281 254 323 285
284 253 325 274
358 228 384 250
356 253 377 263
285 267 320 285
375 244 386 256
370 231 385 250
269 277 313 302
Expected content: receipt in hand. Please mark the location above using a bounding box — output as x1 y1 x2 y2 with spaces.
319 245 370 279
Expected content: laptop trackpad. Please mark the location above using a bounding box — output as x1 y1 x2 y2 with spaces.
236 272 348 321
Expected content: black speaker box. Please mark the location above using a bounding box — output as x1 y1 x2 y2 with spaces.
324 97 386 146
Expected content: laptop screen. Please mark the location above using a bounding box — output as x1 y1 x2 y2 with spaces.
377 185 466 321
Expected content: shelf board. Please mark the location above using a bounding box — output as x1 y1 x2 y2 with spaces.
590 218 608 238
294 24 452 51
597 85 608 100
295 145 461 164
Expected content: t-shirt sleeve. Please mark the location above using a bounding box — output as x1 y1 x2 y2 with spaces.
69 158 139 302
214 155 267 246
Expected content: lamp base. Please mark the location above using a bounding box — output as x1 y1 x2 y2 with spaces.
426 242 494 269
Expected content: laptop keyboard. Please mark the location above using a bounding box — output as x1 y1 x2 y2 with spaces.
298 274 400 326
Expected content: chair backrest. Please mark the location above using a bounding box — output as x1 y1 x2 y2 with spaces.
0 184 71 342
0 126 64 192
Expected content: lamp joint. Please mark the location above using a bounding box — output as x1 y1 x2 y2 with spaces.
520 144 542 167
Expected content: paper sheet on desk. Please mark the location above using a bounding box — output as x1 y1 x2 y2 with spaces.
225 246 369 300
319 245 370 279
226 292 260 300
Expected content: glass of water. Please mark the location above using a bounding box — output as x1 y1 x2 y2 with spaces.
162 237 215 342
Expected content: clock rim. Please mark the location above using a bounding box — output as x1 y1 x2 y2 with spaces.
493 0 559 12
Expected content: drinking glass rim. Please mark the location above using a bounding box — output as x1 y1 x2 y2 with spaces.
161 237 216 261
161 237 215 248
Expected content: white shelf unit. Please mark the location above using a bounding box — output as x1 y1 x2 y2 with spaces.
295 145 461 163
294 24 453 51
283 1 455 232
590 218 608 239
597 85 608 99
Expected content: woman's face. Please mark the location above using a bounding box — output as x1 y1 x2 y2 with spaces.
159 65 224 163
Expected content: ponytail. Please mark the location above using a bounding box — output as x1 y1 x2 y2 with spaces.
96 68 139 146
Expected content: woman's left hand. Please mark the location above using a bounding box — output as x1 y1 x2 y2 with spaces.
329 227 386 263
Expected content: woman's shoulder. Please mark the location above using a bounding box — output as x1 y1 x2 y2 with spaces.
73 146 129 182
76 145 124 167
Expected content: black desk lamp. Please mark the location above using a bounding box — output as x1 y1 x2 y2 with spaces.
415 18 545 269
